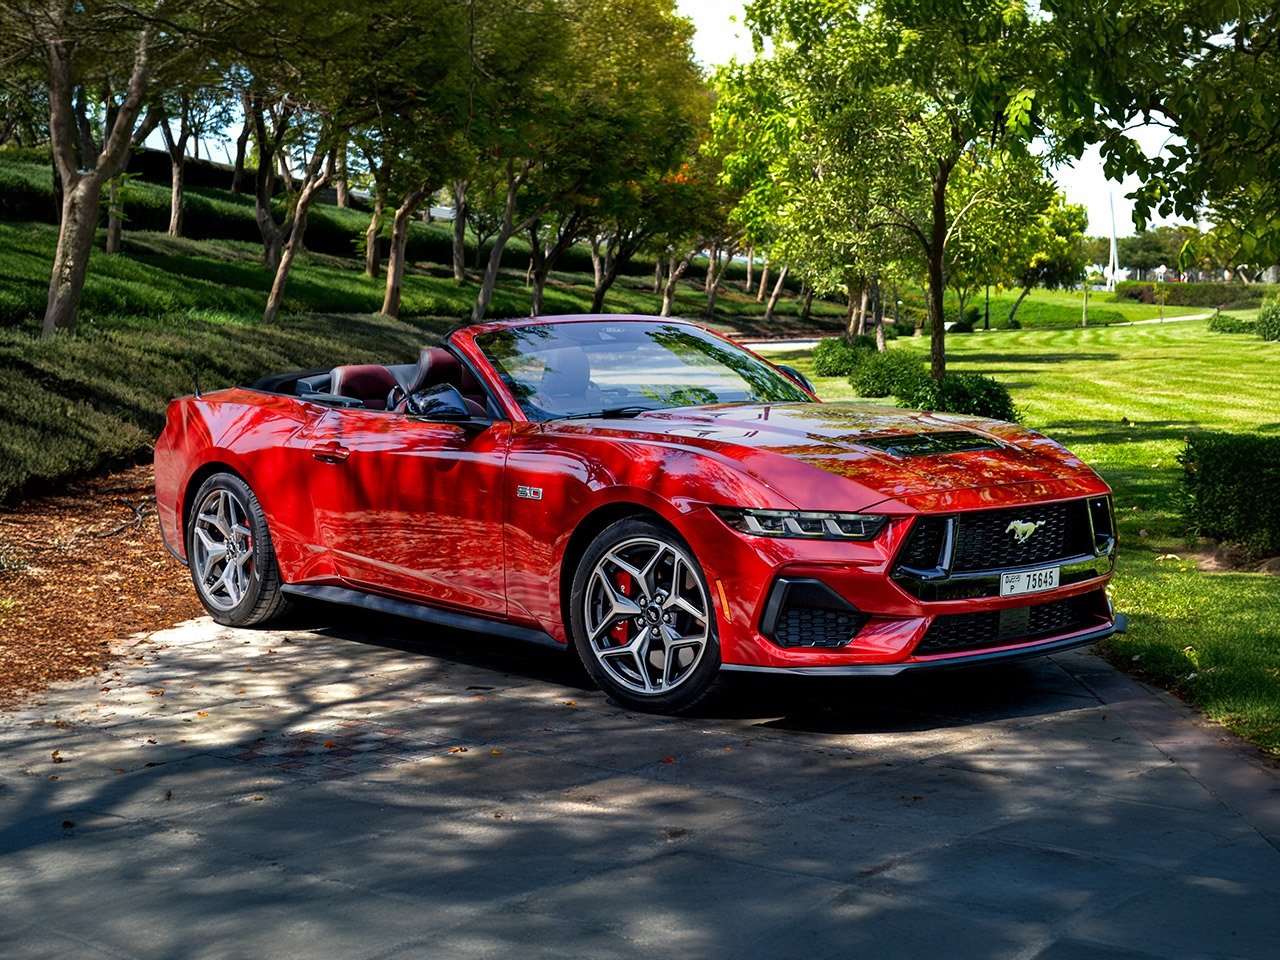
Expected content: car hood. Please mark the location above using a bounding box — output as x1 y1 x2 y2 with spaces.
548 402 1102 512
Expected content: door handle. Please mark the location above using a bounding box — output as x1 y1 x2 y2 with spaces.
312 442 350 463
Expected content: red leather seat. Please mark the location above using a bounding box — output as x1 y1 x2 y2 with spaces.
329 364 398 410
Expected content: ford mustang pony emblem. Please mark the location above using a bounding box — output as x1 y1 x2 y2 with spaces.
1006 520 1045 544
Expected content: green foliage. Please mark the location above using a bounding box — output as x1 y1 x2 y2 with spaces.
1257 296 1280 342
811 335 874 376
848 349 924 398
1207 312 1257 334
0 312 452 501
1114 280 1274 310
1181 433 1280 556
893 370 1020 423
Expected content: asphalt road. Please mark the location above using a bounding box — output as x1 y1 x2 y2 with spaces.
2 608 1277 960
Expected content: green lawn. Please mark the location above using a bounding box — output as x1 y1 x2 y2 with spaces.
769 321 1280 755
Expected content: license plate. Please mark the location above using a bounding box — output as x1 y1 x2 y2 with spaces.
1000 566 1060 597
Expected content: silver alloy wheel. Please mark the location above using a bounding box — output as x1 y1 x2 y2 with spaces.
191 487 254 612
583 536 711 696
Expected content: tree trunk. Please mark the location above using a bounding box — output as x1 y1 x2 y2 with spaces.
744 247 753 292
365 181 386 278
262 152 330 323
756 259 769 301
800 288 814 325
528 222 547 316
382 183 433 318
856 285 869 336
653 258 663 294
927 163 952 379
43 177 104 337
105 176 122 254
451 181 467 282
844 274 860 340
661 252 695 317
763 265 789 323
705 244 718 292
168 155 184 237
590 235 606 292
334 143 349 208
42 26 153 338
1006 287 1031 324
704 244 736 317
872 277 886 351
231 98 251 193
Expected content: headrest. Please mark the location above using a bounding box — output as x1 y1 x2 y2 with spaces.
406 347 460 396
539 347 590 397
329 364 397 409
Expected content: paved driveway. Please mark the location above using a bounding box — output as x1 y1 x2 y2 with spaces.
2 608 1277 960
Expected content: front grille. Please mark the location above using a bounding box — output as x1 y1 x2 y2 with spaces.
951 500 1093 570
915 592 1102 656
896 500 1095 577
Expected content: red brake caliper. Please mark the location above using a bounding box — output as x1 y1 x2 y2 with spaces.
611 571 633 646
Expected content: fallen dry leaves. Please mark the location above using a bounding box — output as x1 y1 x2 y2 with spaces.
0 465 201 708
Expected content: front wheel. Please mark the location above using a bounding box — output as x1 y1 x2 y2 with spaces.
569 518 723 713
186 473 290 627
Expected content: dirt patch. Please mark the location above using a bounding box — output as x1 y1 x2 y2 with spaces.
1182 543 1280 575
0 465 200 708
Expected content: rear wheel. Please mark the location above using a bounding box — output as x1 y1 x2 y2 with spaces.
186 473 289 627
569 518 723 713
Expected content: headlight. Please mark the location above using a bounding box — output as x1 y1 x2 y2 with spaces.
711 507 888 541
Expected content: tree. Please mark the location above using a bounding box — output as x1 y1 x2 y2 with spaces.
158 84 231 237
740 0 1044 376
1044 2 1280 261
0 0 241 338
1003 195 1088 324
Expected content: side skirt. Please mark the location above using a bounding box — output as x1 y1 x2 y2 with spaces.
280 583 565 650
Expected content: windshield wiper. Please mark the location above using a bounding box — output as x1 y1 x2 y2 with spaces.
558 405 659 420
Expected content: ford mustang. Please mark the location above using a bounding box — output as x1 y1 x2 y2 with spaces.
154 315 1122 712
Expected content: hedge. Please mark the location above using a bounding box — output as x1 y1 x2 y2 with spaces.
893 370 1020 422
812 335 875 376
849 349 925 398
1181 433 1280 555
1114 280 1280 310
1207 312 1257 334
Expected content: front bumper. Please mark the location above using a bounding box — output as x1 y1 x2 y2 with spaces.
722 615 1127 675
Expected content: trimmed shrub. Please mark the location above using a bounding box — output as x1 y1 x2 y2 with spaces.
1181 433 1280 556
1257 296 1280 342
812 335 875 376
1114 280 1278 310
893 370 1020 422
950 305 981 334
849 349 925 398
1207 312 1257 334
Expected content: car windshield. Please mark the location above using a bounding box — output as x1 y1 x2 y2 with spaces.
473 320 812 420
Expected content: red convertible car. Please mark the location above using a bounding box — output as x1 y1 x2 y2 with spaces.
155 315 1122 712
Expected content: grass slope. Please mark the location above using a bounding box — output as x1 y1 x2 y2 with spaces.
773 321 1280 755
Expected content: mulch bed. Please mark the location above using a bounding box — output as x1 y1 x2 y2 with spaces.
0 465 201 708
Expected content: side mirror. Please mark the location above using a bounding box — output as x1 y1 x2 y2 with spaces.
776 363 817 396
404 383 491 428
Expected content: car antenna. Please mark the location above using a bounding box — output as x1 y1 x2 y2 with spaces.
183 308 202 399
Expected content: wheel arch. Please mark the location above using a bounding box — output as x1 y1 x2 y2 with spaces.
180 460 250 546
557 501 675 636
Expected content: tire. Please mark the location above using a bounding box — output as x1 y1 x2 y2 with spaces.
569 518 724 713
186 473 290 627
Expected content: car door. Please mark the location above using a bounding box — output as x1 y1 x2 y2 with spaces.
304 406 510 617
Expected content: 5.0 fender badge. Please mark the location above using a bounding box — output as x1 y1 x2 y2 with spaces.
1006 519 1045 544
516 486 543 501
